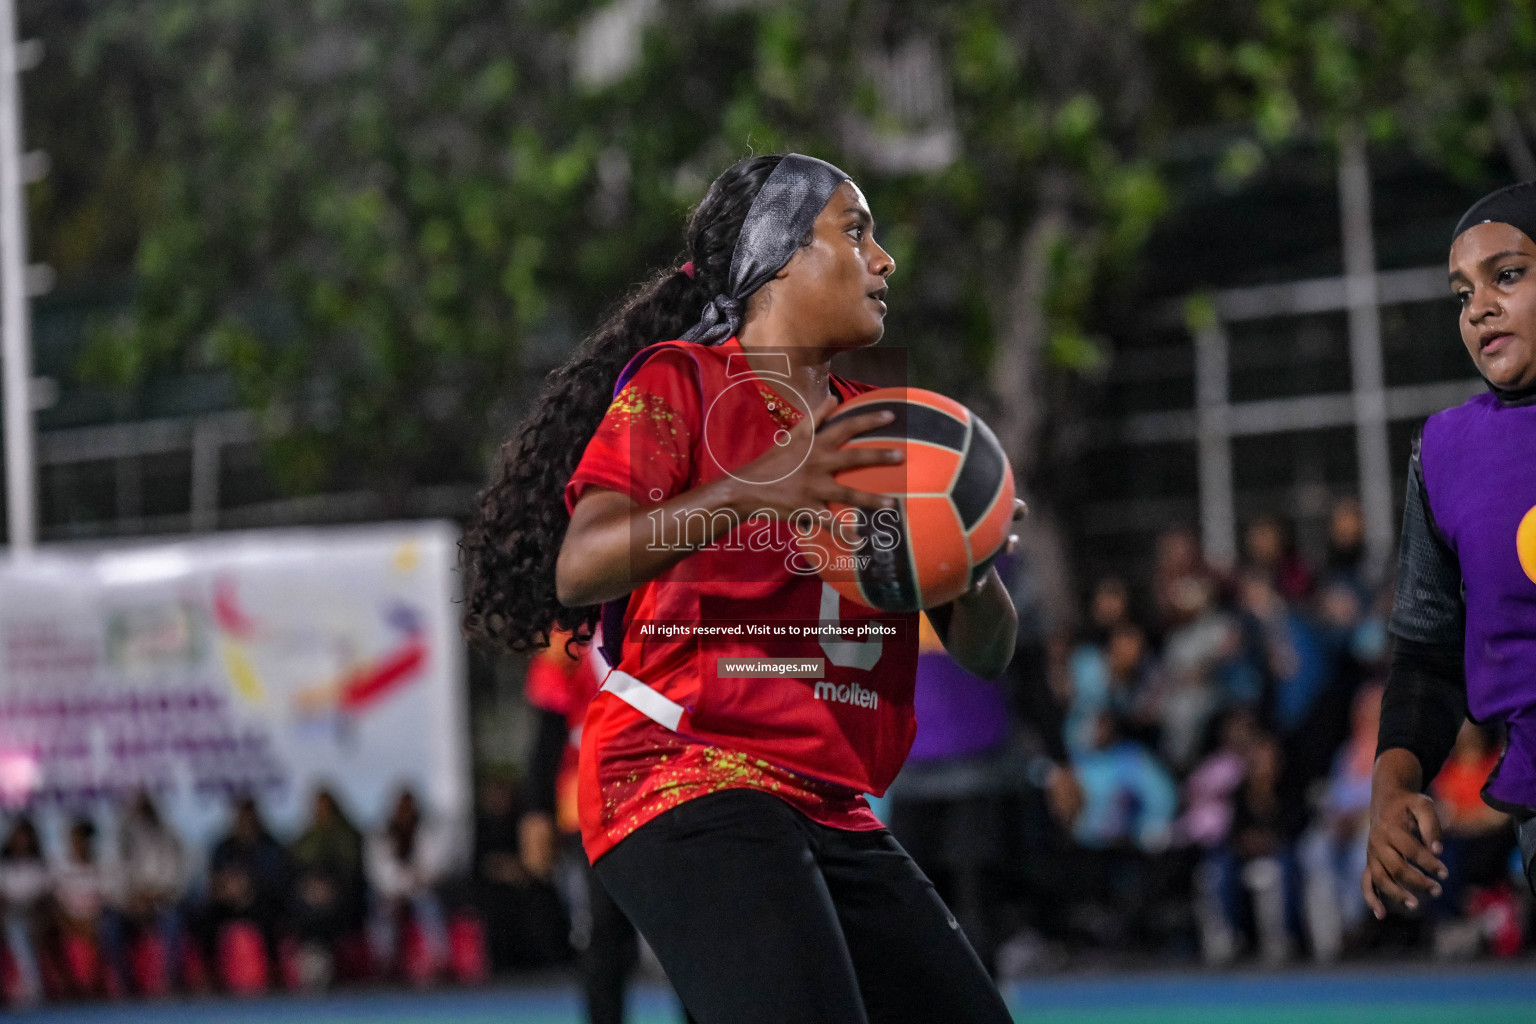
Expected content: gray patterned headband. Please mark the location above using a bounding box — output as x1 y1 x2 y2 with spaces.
679 154 851 346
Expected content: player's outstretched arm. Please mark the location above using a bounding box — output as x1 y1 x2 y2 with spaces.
556 397 901 608
1362 747 1447 918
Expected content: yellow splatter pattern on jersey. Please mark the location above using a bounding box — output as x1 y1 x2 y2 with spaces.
603 384 690 469
756 383 805 431
592 714 877 854
607 384 682 433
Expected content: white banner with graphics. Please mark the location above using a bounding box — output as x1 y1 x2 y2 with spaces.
0 521 469 861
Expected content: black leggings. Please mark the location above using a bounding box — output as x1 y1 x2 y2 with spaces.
584 861 697 1024
594 788 1014 1024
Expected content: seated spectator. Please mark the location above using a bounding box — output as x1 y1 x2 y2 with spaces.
1315 573 1387 669
289 788 365 989
1176 706 1260 851
1238 569 1359 827
1067 621 1150 759
1204 731 1306 965
367 789 449 980
1243 514 1314 603
193 796 291 983
1159 575 1249 771
1073 711 1177 854
1299 683 1381 962
1065 638 1110 757
118 791 188 988
473 775 569 970
1151 524 1211 634
1068 711 1178 947
0 816 49 1004
1103 622 1165 749
50 818 126 993
890 604 1075 971
1322 497 1368 596
1180 708 1259 964
1086 575 1132 646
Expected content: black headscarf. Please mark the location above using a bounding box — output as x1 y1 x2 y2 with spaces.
1452 181 1536 406
1453 180 1536 246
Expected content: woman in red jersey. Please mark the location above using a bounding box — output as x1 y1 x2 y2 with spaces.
464 154 1020 1024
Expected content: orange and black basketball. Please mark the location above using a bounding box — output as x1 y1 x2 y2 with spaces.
805 387 1015 612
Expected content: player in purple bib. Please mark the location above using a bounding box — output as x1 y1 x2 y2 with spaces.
1363 181 1536 919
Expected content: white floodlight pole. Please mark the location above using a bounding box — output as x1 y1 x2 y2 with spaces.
1338 128 1394 581
0 0 34 555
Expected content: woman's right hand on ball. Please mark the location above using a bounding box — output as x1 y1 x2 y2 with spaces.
734 394 903 519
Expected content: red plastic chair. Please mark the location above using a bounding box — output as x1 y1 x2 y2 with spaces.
278 937 303 991
333 931 373 983
399 919 436 988
60 932 100 996
0 946 24 1004
179 936 209 993
36 944 66 1000
129 932 169 997
217 922 269 996
448 914 488 985
1471 884 1524 958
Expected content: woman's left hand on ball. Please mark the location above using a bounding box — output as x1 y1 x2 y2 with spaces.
1003 499 1027 555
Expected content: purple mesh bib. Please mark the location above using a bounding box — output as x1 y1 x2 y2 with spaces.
1421 392 1536 806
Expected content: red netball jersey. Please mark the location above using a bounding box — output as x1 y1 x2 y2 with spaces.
524 630 606 834
564 337 920 861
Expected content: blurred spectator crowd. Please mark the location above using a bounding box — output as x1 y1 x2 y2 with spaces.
1 496 1527 1011
886 497 1524 976
0 777 570 1007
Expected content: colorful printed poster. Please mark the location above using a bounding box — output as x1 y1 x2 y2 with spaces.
0 522 469 859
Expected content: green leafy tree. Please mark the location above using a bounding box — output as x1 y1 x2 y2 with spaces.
65 1 612 502
16 0 1193 624
1139 0 1536 180
41 2 1171 576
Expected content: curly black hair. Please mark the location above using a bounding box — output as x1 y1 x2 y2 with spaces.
461 154 786 652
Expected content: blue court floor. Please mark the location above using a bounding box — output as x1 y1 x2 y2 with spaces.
8 962 1536 1023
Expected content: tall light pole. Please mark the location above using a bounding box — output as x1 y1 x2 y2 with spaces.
0 0 35 555
1338 127 1394 580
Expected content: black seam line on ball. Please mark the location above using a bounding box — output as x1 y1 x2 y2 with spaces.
950 414 1006 531
855 498 918 611
822 401 968 451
